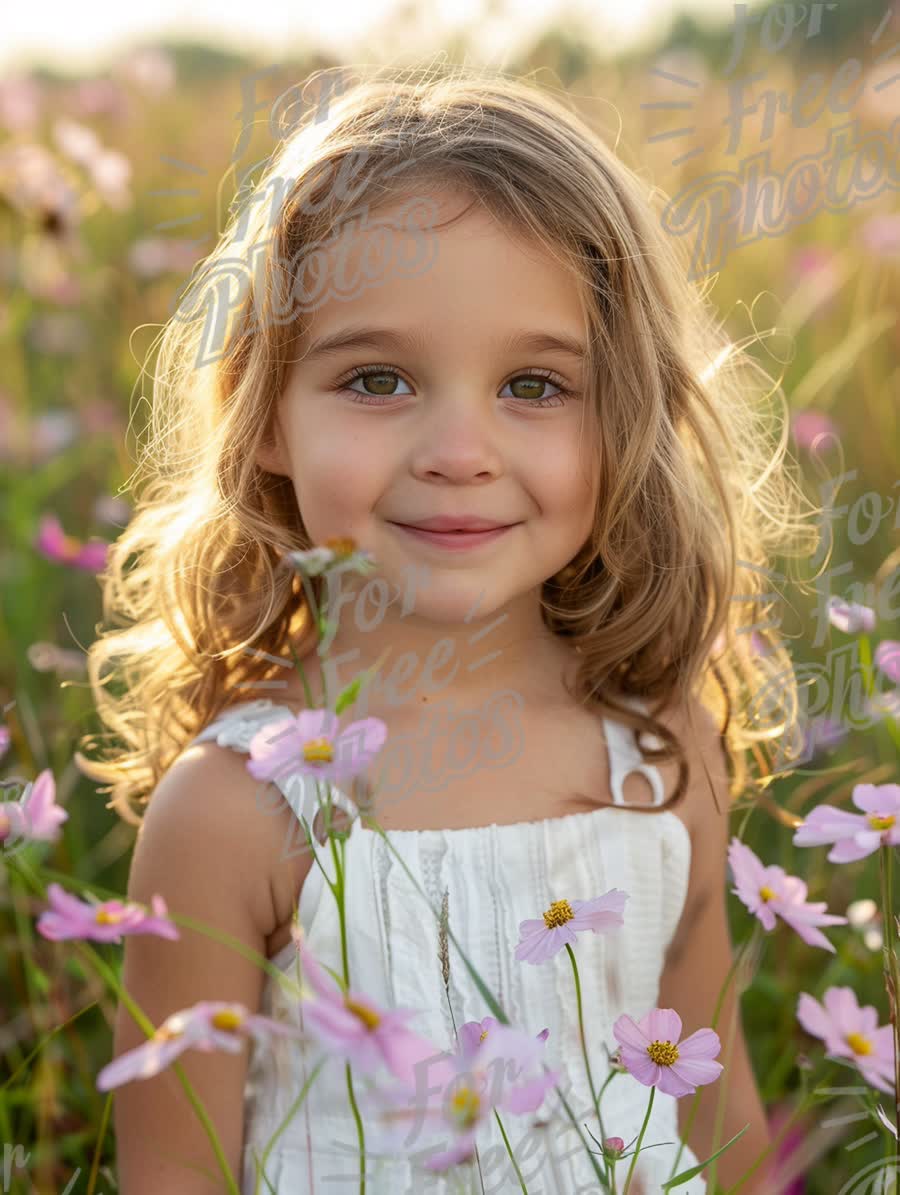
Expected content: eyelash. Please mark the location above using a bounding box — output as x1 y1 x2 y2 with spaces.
333 364 575 408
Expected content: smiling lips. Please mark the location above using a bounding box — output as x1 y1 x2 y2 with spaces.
395 515 516 532
388 517 518 550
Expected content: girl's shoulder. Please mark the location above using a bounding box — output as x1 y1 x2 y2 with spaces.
137 726 293 944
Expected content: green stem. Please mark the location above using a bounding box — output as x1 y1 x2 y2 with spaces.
723 1064 835 1194
315 777 364 1194
705 980 742 1192
880 844 900 1162
622 1086 655 1195
553 1080 612 1189
297 570 329 702
565 943 611 1188
667 924 759 1183
11 854 241 1192
285 634 315 708
493 1109 529 1193
345 1057 366 1195
253 1058 326 1195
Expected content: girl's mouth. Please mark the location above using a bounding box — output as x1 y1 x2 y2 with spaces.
388 523 517 550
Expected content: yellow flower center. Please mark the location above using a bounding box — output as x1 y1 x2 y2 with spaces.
759 886 775 902
479 1028 489 1043
543 899 574 929
448 1085 481 1128
210 1009 245 1033
868 814 895 832
95 908 125 925
0 810 9 838
303 737 334 765
647 1040 680 1067
324 537 357 558
344 997 380 1031
846 1031 873 1056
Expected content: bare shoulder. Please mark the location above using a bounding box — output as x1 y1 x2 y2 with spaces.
140 739 309 946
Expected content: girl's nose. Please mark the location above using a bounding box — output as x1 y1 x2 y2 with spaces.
408 401 505 483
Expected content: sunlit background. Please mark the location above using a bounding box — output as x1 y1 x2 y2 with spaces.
2 0 899 1191
5 0 739 73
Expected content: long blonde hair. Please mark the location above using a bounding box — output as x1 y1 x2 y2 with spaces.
77 62 819 824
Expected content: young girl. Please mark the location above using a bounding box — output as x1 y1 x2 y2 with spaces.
80 64 813 1193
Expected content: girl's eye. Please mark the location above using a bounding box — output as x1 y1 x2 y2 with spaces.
335 365 574 408
337 367 414 405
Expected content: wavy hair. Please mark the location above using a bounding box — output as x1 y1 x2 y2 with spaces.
77 61 820 824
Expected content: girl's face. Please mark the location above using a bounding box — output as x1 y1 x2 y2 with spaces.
257 184 599 627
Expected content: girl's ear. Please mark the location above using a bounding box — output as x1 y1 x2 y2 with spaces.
255 417 290 477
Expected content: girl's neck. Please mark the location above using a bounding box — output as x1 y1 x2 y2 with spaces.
271 614 581 720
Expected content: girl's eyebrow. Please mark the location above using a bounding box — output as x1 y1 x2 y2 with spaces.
299 324 587 364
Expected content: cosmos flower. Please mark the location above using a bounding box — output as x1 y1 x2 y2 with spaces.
826 596 876 634
797 987 893 1094
793 784 900 863
246 707 387 785
37 882 179 943
0 769 68 844
514 889 629 964
363 1013 559 1171
612 1007 723 1098
728 838 847 951
291 922 435 1086
875 640 900 685
96 1001 302 1092
35 514 107 571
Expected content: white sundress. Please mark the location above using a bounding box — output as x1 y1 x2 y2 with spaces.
189 696 706 1194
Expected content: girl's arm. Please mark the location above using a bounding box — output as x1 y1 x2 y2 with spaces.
111 745 289 1194
657 700 774 1194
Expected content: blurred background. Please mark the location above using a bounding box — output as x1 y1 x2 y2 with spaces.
1 0 898 1191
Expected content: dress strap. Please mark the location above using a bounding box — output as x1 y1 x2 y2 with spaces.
190 699 358 823
604 695 667 807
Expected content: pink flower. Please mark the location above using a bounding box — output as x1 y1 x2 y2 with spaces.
0 725 9 761
875 640 900 685
790 410 838 451
0 769 68 844
96 1000 302 1091
612 1007 723 1098
35 514 107 572
247 708 387 785
37 882 179 943
793 783 900 863
802 714 848 758
514 889 628 964
364 1014 559 1171
797 987 894 1094
728 838 847 952
457 1015 550 1059
292 923 435 1085
860 214 900 257
826 595 876 634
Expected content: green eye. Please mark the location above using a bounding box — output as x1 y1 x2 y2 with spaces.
334 364 574 408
